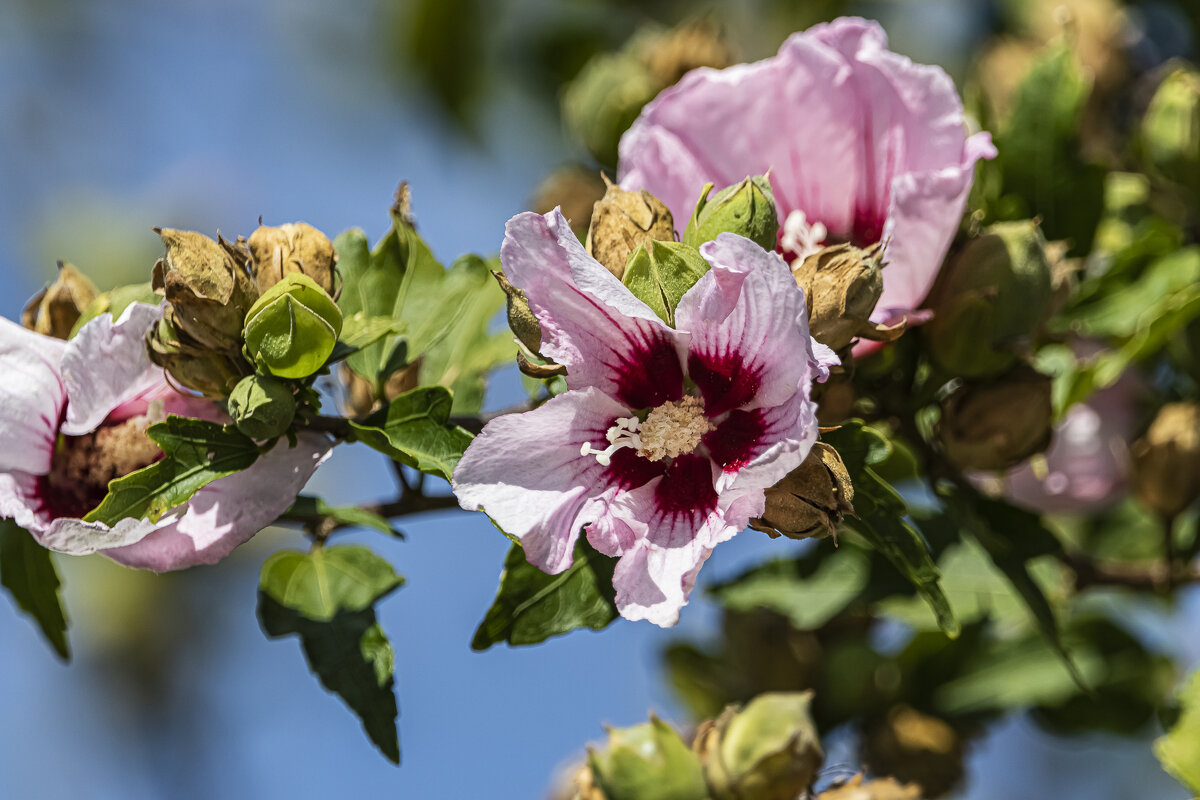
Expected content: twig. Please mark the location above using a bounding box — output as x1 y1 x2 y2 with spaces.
1058 551 1200 591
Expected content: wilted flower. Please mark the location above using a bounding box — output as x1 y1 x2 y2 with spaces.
453 210 829 626
0 303 330 570
619 17 996 332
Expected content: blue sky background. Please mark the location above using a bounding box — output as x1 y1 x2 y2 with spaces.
0 1 1195 797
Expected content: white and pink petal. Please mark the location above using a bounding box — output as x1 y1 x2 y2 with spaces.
0 319 67 475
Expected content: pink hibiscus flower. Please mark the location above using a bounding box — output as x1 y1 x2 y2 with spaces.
0 303 331 570
453 209 829 626
618 16 997 327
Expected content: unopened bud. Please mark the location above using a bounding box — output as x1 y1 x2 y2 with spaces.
586 177 676 280
924 221 1054 378
153 228 259 353
1131 402 1200 518
814 774 921 800
749 443 855 540
21 262 98 339
248 222 337 296
243 273 343 379
563 53 659 167
587 716 707 800
622 240 710 326
937 366 1053 472
533 166 607 241
493 270 543 355
146 312 248 397
227 374 297 440
794 244 902 352
1139 65 1200 197
694 691 824 800
682 176 779 253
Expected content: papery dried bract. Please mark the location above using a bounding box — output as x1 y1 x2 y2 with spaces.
145 312 248 397
21 262 98 340
585 177 676 280
749 443 854 540
793 244 902 352
153 227 258 353
248 222 337 296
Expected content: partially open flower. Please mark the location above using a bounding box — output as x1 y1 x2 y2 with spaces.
1131 402 1200 518
152 228 259 354
585 177 676 279
248 222 337 296
21 262 98 340
0 304 330 570
749 443 854 540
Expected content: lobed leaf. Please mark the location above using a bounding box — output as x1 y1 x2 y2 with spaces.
348 386 473 482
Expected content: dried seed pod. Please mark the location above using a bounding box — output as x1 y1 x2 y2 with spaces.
21 262 99 339
585 176 676 279
248 221 337 296
937 365 1053 472
749 443 855 540
793 243 903 352
1131 402 1200 518
153 227 258 353
146 312 248 397
862 706 965 798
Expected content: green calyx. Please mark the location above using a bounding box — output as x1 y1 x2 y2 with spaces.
622 240 711 326
587 716 708 800
682 175 779 252
227 374 298 440
243 273 343 379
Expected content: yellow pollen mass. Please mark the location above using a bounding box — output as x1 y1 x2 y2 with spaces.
637 396 712 461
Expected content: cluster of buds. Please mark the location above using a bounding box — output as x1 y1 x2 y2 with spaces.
145 222 342 440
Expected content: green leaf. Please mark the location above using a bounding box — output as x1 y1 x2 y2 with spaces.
84 416 259 525
472 538 619 650
1157 670 1200 794
0 521 69 660
348 386 473 482
286 496 403 538
621 241 710 326
710 547 869 630
326 313 408 365
259 545 404 623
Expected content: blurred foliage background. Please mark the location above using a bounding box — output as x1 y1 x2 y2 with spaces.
2 0 1200 798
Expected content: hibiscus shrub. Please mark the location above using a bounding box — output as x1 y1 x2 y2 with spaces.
3 9 1200 798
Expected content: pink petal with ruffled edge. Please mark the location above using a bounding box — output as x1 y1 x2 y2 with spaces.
0 319 67 474
501 210 688 409
611 538 713 627
60 302 166 435
104 432 332 570
618 16 996 324
453 387 630 574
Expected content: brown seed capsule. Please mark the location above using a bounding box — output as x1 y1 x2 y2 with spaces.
1131 402 1200 518
22 262 99 339
248 222 337 296
585 176 676 280
532 165 607 241
793 243 903 352
814 774 922 800
145 311 249 398
937 366 1054 472
637 18 734 88
750 443 855 540
340 360 422 418
152 228 258 353
862 706 965 798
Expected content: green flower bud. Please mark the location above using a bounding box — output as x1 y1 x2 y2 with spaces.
248 222 337 296
243 273 343 379
622 240 710 326
1139 65 1200 198
21 262 98 339
153 228 259 354
146 312 249 398
749 443 855 540
227 375 297 440
682 176 779 253
563 52 659 168
586 177 676 280
1131 402 1200 518
936 365 1053 472
587 716 708 800
924 221 1054 378
694 691 824 800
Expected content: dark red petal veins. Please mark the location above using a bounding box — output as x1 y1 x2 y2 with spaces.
703 409 767 472
687 350 762 417
605 446 667 490
614 330 685 409
851 205 885 248
654 453 718 516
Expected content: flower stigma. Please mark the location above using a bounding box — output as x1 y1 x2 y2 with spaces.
581 396 713 466
781 210 828 262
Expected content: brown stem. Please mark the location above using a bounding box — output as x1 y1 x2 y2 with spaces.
1058 551 1200 591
